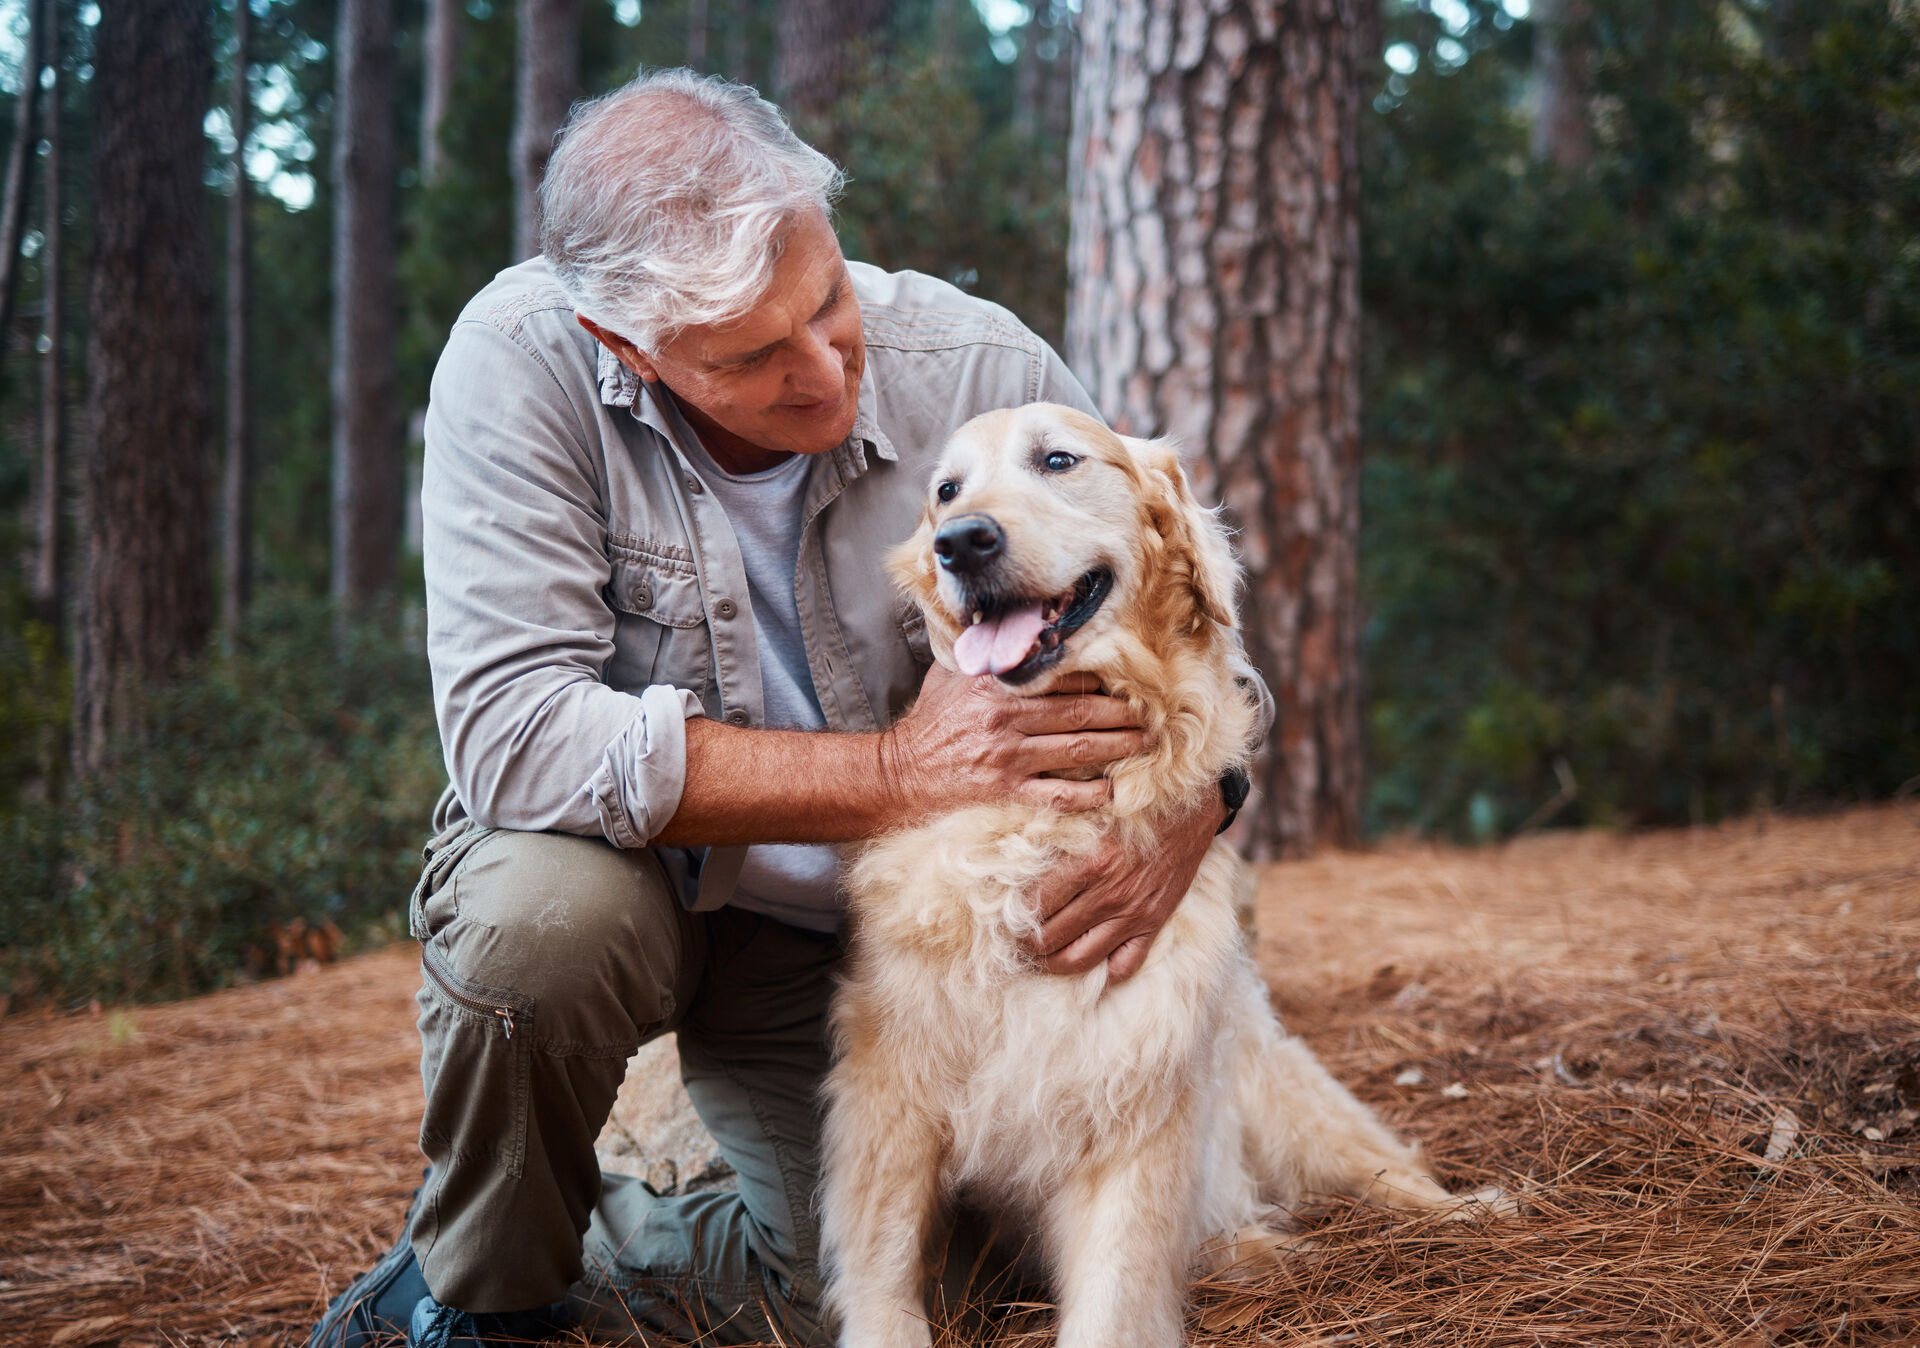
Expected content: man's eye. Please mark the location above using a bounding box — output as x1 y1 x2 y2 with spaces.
1043 451 1078 472
936 480 960 503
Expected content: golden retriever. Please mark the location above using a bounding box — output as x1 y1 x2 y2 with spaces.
820 404 1499 1348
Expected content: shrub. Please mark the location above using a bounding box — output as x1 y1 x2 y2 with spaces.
0 590 444 1006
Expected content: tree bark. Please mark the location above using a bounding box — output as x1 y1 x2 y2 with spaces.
222 0 251 635
1067 0 1369 858
725 0 750 83
421 0 463 184
775 0 892 125
1530 0 1593 171
331 0 400 611
74 0 215 776
1014 1 1073 144
0 0 42 357
30 0 61 629
686 0 708 71
511 0 579 261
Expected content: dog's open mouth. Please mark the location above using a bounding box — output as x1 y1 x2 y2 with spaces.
950 568 1113 684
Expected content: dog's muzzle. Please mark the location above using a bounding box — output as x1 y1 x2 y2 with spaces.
933 514 1004 576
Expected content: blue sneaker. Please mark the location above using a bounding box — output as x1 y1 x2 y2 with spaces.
407 1296 572 1347
307 1171 433 1348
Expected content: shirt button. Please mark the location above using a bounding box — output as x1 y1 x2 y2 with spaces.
628 584 652 610
725 708 749 727
683 473 703 494
713 598 738 620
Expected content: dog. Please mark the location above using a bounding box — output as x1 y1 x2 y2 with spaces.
819 404 1501 1348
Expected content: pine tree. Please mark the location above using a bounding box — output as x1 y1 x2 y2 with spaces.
1068 0 1372 856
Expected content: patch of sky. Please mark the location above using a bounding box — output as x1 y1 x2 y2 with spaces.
974 0 1030 63
258 65 300 118
1427 0 1473 36
1500 0 1530 16
614 0 641 27
1385 42 1419 76
205 107 236 157
1435 36 1468 68
0 0 27 97
265 170 314 211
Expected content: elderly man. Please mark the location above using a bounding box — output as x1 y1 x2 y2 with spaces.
312 70 1263 1348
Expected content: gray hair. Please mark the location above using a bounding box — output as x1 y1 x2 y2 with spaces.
539 69 845 351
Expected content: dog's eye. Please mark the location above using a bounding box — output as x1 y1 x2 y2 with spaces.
1043 451 1078 472
936 480 960 504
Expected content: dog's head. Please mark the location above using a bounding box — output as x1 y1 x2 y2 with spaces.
892 404 1252 809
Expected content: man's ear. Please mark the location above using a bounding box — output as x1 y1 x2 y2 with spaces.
576 314 661 383
1134 435 1238 633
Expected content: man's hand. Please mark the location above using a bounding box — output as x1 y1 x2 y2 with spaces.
880 665 1150 820
1031 794 1225 981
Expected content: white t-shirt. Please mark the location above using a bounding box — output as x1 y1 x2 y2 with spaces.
684 438 844 932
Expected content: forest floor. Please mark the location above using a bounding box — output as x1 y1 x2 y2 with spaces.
4 805 1919 1347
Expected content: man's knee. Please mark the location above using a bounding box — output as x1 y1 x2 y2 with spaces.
424 829 695 1050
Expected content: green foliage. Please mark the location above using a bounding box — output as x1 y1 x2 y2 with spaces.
825 4 1072 346
10 0 1918 1004
1361 0 1920 837
0 590 443 1006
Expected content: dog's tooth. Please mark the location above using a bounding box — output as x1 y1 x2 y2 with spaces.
972 610 984 625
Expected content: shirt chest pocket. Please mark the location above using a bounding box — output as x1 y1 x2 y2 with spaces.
605 550 713 701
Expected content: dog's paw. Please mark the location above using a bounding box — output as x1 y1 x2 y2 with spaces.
1195 1215 1316 1280
1436 1184 1519 1222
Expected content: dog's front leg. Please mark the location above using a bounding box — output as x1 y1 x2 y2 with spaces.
1044 1125 1199 1348
820 1064 947 1348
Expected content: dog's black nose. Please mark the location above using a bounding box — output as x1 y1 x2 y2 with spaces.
933 514 1004 574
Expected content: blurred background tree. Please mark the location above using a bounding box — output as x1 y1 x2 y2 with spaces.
0 0 1913 1004
1360 0 1918 840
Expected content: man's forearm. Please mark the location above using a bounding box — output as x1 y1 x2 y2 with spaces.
650 717 905 847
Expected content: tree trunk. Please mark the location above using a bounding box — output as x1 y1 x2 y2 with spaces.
726 0 750 82
1067 0 1369 858
74 0 215 776
1014 1 1073 143
30 0 61 629
331 0 400 612
511 0 579 261
0 0 42 356
421 0 463 184
222 0 252 636
686 0 708 71
775 0 892 125
1530 0 1593 171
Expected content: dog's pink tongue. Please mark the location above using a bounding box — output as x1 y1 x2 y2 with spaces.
951 604 1048 677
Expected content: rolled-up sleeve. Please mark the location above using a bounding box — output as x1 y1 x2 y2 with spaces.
423 319 701 845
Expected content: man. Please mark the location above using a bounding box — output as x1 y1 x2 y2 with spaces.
313 70 1266 1348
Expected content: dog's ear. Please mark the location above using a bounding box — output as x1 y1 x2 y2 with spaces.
887 509 941 614
1133 435 1238 633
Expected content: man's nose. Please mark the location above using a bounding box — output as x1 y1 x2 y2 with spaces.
933 514 1004 574
789 321 847 394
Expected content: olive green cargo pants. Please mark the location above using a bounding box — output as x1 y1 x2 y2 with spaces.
406 822 842 1344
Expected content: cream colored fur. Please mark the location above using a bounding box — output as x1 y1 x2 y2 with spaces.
820 405 1494 1348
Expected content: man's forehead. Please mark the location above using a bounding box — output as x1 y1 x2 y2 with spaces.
678 218 849 365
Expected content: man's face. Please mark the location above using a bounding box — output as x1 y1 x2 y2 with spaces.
583 210 866 468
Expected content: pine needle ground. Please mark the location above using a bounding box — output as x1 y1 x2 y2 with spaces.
3 805 1915 1346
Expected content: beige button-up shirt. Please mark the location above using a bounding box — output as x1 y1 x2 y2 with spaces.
422 257 1111 912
